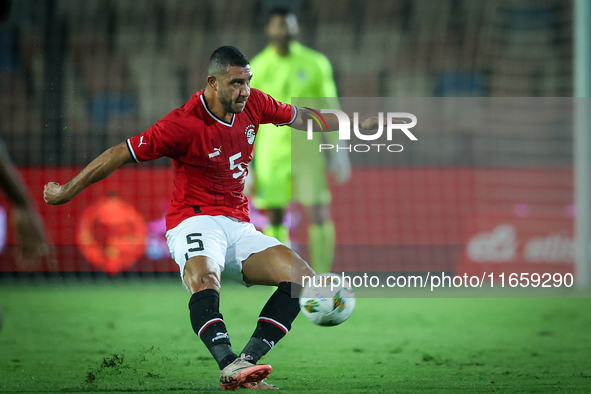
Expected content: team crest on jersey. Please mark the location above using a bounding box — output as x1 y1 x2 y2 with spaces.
245 125 256 145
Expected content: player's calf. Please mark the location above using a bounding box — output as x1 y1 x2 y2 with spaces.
188 289 237 370
240 282 302 363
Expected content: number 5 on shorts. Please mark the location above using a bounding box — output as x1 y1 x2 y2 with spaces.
184 233 204 262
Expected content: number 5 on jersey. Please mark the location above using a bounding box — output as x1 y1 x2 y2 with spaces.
229 152 246 179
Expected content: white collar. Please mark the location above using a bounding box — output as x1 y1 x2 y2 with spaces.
200 94 235 127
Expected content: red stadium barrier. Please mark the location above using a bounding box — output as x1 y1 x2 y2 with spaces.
456 213 574 280
0 166 176 273
0 166 574 275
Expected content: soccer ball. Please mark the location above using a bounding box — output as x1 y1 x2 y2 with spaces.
299 273 356 326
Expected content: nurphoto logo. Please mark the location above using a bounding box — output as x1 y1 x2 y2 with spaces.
303 108 417 153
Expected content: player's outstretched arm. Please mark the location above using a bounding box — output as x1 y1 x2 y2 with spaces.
290 107 383 132
44 142 134 205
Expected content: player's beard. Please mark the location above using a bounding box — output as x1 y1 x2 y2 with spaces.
219 91 247 114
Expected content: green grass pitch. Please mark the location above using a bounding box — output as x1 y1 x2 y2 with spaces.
1 279 590 393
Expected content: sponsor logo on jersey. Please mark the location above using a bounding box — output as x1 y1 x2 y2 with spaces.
138 136 147 147
208 147 221 158
245 125 256 144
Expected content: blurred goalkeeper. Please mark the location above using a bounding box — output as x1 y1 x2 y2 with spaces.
249 8 350 274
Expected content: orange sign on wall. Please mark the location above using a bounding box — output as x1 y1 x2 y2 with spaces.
77 196 147 274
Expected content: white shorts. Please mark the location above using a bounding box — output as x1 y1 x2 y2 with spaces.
165 215 283 289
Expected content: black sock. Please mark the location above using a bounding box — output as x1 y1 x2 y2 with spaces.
189 289 237 369
241 282 302 363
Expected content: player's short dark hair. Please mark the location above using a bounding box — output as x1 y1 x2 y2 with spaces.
267 6 297 21
207 46 249 77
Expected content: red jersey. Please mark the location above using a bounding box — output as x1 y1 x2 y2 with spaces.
126 88 296 230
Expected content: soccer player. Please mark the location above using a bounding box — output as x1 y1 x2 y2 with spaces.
0 0 47 265
43 46 377 389
0 139 49 263
249 8 350 275
0 138 49 330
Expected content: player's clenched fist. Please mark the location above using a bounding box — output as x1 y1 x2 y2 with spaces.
43 182 69 205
